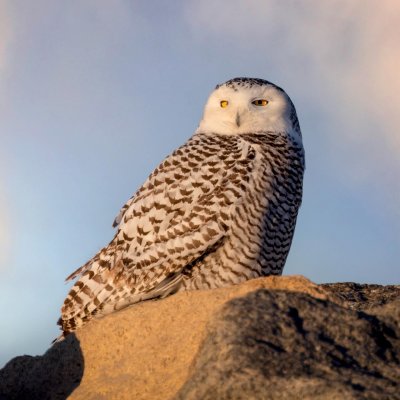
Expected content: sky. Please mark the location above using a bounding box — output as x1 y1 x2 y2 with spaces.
0 0 399 367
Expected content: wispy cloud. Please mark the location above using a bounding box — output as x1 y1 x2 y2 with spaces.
0 1 12 73
185 0 400 216
0 3 12 269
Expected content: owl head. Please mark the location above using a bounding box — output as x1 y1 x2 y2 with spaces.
197 77 302 143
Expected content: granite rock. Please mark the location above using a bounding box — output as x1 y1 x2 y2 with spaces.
175 289 400 400
0 276 398 400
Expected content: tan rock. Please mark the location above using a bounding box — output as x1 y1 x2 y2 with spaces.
70 275 334 400
2 275 399 399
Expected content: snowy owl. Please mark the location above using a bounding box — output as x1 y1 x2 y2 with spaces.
58 77 305 337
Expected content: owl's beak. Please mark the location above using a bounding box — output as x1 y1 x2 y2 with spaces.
235 112 241 127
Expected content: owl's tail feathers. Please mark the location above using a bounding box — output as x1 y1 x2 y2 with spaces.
59 257 125 333
58 250 186 338
59 256 165 337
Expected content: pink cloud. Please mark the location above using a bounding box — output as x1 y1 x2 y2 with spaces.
185 0 400 214
0 2 11 72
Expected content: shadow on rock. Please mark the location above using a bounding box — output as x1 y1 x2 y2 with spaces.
175 289 400 400
0 333 83 400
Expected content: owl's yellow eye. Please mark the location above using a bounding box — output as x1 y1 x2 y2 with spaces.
252 99 268 106
220 100 229 108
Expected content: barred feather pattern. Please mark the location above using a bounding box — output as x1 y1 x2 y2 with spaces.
59 131 304 336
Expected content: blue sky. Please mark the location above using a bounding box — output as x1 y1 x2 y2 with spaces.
1 1 399 367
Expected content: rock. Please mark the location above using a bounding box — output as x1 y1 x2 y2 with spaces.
0 275 399 400
0 334 83 400
175 289 400 400
320 282 400 311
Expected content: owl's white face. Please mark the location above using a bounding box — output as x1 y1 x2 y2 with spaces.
196 78 301 143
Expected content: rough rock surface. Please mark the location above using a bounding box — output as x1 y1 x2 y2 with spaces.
0 275 399 400
175 290 400 400
321 282 400 311
0 335 83 400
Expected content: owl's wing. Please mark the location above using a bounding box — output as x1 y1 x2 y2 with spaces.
60 135 255 333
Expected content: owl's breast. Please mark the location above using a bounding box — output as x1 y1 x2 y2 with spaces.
226 135 304 275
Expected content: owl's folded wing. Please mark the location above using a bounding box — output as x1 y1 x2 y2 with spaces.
60 135 255 333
